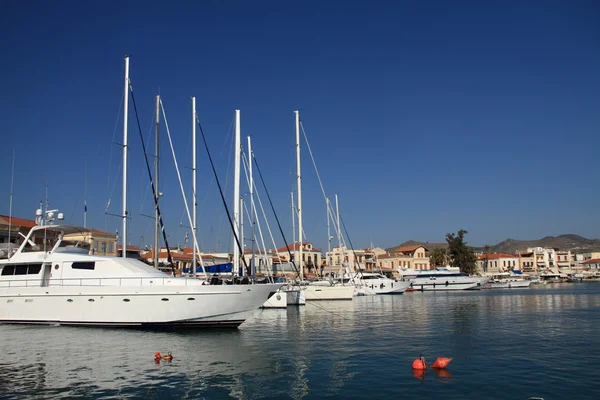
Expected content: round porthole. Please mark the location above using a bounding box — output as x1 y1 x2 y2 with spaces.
88 299 95 302
67 299 73 302
276 294 281 301
161 298 169 301
54 265 59 270
187 297 195 301
123 299 130 302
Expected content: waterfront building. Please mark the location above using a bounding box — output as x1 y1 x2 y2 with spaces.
0 215 116 257
376 245 431 273
325 246 377 272
518 252 537 273
275 242 323 275
63 229 117 256
476 253 520 274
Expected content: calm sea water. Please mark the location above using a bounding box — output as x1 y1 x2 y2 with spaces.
1 283 599 399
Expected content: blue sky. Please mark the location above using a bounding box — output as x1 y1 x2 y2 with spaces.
1 0 598 251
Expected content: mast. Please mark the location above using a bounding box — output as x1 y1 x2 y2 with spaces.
248 136 255 276
327 197 332 279
192 96 197 276
335 194 343 273
240 196 245 276
84 161 87 228
295 110 303 280
122 55 129 258
233 110 241 276
154 94 160 269
8 149 15 257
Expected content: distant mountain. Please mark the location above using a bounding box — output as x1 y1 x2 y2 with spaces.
388 235 600 255
484 235 600 254
387 240 447 253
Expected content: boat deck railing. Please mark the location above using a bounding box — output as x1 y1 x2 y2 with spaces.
0 276 211 289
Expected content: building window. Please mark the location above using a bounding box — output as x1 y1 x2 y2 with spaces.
108 242 114 254
101 241 106 254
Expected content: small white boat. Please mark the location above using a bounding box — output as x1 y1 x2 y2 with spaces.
350 271 412 295
487 272 532 289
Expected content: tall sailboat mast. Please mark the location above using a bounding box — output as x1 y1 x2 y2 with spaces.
122 55 129 258
154 94 160 268
295 110 303 279
192 96 197 276
232 110 241 276
247 135 255 276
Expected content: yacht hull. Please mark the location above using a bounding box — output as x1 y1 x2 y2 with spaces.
304 285 354 300
0 283 280 328
490 280 531 289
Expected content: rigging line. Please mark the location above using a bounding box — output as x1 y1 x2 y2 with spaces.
339 212 366 279
106 87 124 212
241 151 273 281
128 82 176 277
300 121 329 204
195 114 250 276
245 149 280 260
252 155 300 276
160 99 207 277
139 105 159 214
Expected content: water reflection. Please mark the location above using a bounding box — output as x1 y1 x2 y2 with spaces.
0 285 599 399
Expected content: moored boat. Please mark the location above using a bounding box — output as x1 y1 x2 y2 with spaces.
0 224 280 328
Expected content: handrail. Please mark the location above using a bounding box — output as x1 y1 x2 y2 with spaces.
0 275 202 289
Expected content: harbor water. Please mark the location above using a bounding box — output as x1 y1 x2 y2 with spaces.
1 283 599 399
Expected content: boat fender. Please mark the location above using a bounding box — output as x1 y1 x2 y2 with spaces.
431 357 452 369
412 356 427 370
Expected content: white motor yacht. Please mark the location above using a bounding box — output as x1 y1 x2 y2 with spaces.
487 271 531 289
0 224 280 328
400 267 488 291
351 271 412 295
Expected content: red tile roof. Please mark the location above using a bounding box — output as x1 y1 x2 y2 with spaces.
477 253 519 260
0 215 37 229
582 258 600 264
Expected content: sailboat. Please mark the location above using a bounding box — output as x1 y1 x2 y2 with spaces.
0 57 280 329
293 111 354 301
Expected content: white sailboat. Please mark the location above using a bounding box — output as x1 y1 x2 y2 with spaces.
293 111 353 301
0 57 279 328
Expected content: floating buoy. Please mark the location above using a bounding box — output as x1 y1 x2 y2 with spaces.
431 357 452 369
162 352 173 361
154 352 162 360
412 356 427 370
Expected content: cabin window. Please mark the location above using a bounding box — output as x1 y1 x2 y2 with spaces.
28 264 42 274
1 265 15 275
72 262 95 270
15 265 28 275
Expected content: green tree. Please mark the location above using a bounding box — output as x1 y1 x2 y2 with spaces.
445 229 477 275
430 247 449 268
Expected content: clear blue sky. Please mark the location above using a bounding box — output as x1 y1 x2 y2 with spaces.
1 0 598 251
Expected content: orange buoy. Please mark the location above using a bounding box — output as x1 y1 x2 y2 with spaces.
431 357 452 369
154 352 162 360
162 352 173 361
412 356 427 370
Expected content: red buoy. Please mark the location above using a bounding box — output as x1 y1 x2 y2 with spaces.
412 357 427 370
154 352 162 360
431 357 452 369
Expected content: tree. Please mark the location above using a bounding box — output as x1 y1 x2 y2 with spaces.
430 247 449 268
446 229 477 275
